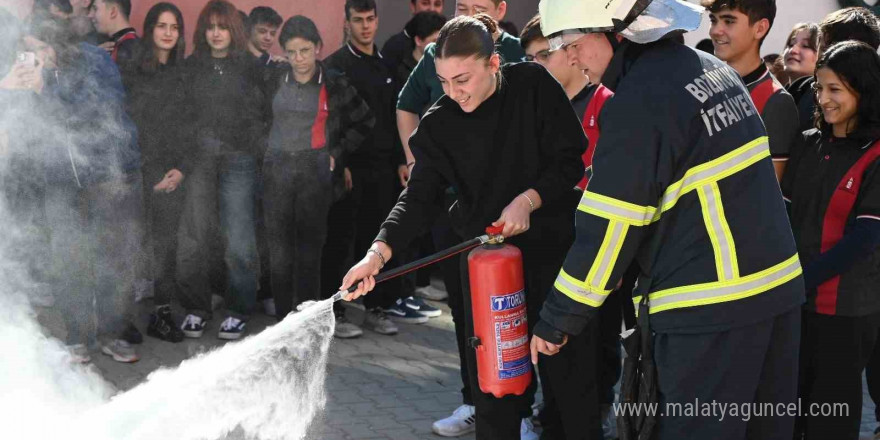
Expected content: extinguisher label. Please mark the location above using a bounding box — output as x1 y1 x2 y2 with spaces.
490 290 530 380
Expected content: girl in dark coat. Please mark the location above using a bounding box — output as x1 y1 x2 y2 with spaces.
175 0 266 341
120 2 190 343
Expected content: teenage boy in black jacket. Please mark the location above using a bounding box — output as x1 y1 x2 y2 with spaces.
324 0 410 335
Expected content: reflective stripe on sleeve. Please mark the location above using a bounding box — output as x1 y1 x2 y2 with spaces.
578 191 656 226
586 220 629 289
553 269 612 307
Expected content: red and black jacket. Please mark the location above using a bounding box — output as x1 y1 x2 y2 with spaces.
262 61 375 169
783 127 880 316
570 83 613 191
745 65 799 164
109 27 138 64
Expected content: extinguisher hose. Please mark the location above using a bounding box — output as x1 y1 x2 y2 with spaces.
332 234 494 302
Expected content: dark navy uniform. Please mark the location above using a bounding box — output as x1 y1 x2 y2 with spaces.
534 39 805 440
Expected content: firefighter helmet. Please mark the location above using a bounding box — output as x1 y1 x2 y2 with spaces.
539 0 704 48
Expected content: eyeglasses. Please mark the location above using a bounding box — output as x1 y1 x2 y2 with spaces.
525 49 552 63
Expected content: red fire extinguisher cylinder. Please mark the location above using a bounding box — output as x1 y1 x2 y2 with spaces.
467 226 532 398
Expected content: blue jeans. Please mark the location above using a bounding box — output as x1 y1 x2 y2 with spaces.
47 172 146 344
177 153 258 319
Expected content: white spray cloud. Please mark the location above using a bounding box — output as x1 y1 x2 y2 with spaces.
0 7 336 440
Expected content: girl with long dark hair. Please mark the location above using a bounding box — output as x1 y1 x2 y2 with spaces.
261 15 374 335
120 2 189 343
783 22 820 131
341 14 593 440
782 41 880 439
175 0 266 341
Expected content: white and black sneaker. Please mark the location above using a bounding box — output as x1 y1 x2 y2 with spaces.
181 314 206 338
383 299 429 324
432 404 476 437
218 316 246 340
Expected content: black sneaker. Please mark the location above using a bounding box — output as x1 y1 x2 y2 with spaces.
120 322 143 344
181 314 207 338
147 306 184 343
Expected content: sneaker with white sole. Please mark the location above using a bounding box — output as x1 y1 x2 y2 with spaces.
521 418 538 440
334 312 363 339
384 299 429 324
432 404 476 437
67 343 91 364
405 296 442 318
218 316 246 340
101 339 139 363
363 308 398 335
181 314 206 338
415 284 448 301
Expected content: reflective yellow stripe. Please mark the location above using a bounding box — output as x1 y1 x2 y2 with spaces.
632 254 801 314
697 183 739 281
711 181 739 278
578 137 769 227
656 137 769 218
578 191 656 226
554 269 611 307
586 221 629 289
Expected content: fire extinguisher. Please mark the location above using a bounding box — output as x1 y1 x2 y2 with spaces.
331 224 531 397
467 225 532 398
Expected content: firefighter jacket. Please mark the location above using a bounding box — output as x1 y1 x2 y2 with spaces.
535 39 805 342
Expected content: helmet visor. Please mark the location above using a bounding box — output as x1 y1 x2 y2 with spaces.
548 30 590 51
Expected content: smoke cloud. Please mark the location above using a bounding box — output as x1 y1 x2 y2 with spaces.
0 5 336 440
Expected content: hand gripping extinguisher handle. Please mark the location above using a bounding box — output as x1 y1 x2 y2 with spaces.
332 226 505 302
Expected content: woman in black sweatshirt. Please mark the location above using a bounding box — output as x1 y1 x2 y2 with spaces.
121 2 190 343
341 15 588 440
175 0 266 341
782 41 880 439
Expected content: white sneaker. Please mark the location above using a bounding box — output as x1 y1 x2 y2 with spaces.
67 343 91 364
181 314 206 338
521 418 538 440
432 404 476 437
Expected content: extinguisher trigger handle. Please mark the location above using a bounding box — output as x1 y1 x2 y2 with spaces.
468 336 482 349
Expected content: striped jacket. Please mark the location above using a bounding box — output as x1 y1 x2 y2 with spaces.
535 39 805 342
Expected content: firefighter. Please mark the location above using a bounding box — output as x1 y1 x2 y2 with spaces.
531 1 806 439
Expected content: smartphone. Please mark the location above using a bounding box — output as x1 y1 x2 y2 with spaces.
15 52 36 68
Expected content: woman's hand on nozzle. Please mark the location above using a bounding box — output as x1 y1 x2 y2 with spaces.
339 244 390 301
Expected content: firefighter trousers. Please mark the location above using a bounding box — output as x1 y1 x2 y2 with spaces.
653 306 800 440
